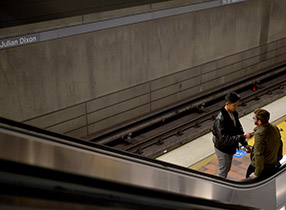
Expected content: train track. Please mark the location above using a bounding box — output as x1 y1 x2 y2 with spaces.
86 66 286 158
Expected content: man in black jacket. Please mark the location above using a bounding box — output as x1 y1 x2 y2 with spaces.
212 92 253 178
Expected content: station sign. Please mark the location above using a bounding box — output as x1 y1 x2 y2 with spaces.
222 0 247 5
0 34 40 50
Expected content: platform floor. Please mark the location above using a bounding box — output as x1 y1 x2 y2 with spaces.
156 96 286 181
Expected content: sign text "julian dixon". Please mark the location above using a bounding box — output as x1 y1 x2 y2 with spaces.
0 35 38 50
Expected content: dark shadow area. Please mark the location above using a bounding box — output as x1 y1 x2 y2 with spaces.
0 0 170 29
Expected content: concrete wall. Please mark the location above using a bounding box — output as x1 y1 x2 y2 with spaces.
0 0 286 138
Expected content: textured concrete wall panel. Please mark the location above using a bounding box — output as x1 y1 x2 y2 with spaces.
202 65 232 83
191 1 261 63
88 104 150 134
151 75 200 101
277 39 286 48
25 104 86 128
276 54 286 65
259 58 276 71
0 39 92 121
242 56 261 69
200 77 225 92
151 85 201 111
87 83 149 113
151 83 183 101
268 1 286 42
88 24 150 97
47 116 86 134
201 61 217 74
243 64 260 76
243 43 276 60
66 127 88 138
150 66 201 91
179 85 201 99
216 53 242 70
277 47 286 56
87 94 150 124
180 75 201 92
224 70 245 84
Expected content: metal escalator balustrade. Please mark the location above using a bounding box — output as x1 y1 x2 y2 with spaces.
0 118 286 209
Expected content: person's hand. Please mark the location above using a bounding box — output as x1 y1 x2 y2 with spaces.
250 172 258 179
244 145 252 153
250 132 254 137
245 132 254 139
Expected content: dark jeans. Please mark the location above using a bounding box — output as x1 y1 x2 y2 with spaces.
246 164 280 180
246 164 255 178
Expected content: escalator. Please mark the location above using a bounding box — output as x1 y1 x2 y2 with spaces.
0 117 285 210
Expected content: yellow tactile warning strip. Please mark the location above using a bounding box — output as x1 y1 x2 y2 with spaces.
190 115 286 181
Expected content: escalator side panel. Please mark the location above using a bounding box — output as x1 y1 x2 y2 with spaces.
276 172 286 209
0 126 286 210
0 128 232 201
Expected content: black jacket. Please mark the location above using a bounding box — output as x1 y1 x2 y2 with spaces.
212 107 248 154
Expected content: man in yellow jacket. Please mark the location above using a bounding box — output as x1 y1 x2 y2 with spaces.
246 108 283 179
